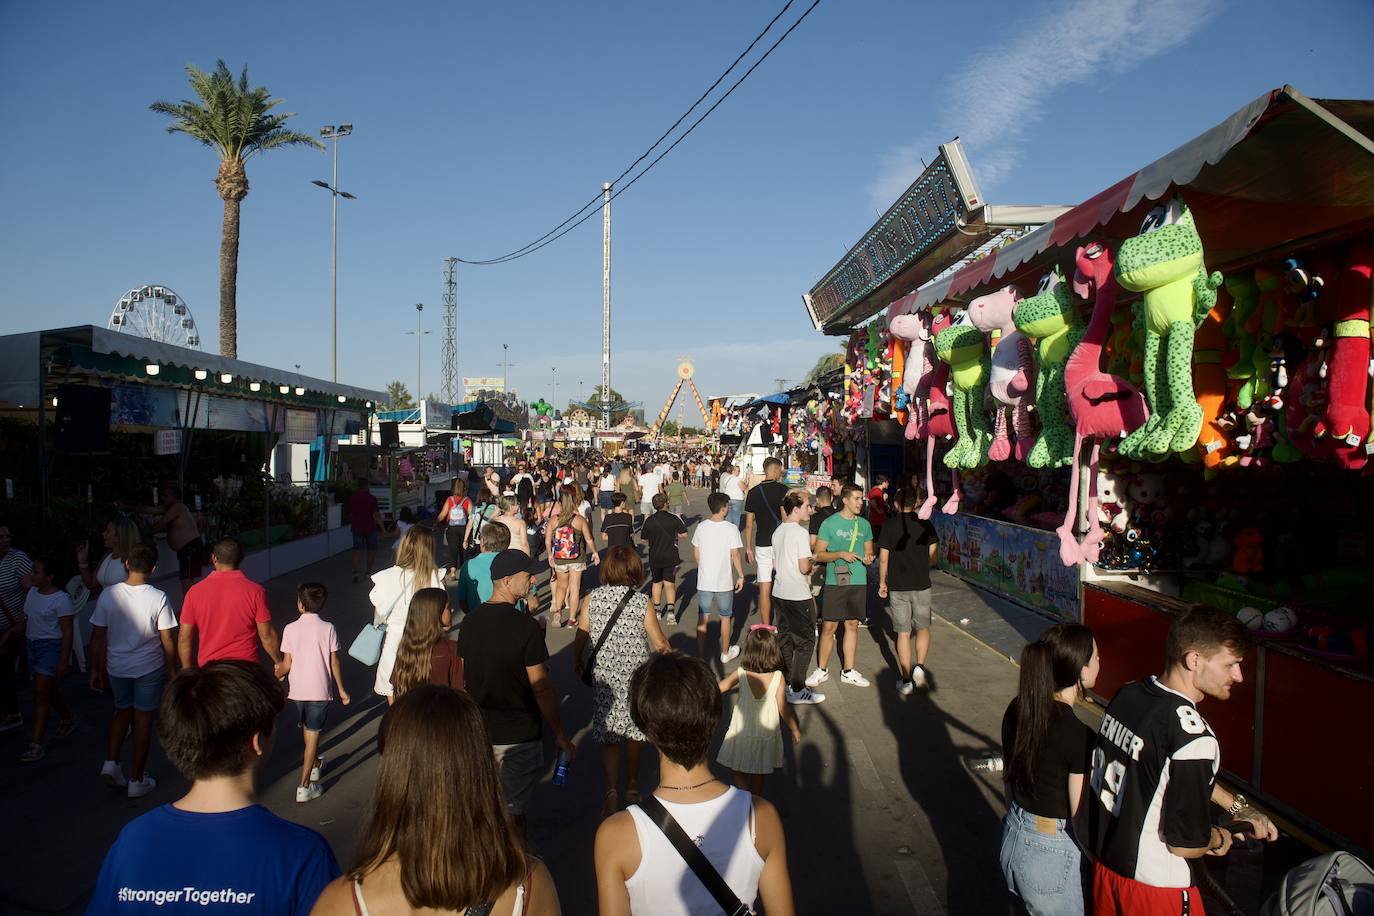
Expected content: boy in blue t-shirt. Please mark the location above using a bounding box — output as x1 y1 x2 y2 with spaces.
87 661 340 914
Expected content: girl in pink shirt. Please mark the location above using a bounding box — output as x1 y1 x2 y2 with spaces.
275 582 350 803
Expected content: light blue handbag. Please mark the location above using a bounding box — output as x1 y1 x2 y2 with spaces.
348 574 407 666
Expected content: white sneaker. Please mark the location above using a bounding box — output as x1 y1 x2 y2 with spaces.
720 645 741 665
896 679 915 697
786 686 825 705
310 757 324 784
100 760 127 788
296 783 323 804
127 775 157 798
805 668 830 688
840 669 871 687
912 665 928 688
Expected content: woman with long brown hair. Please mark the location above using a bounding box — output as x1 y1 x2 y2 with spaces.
312 686 560 915
572 546 667 816
545 485 599 628
370 525 444 702
390 588 462 697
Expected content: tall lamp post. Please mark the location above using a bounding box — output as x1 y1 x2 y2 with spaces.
315 122 354 382
404 303 430 413
551 367 558 416
502 344 509 395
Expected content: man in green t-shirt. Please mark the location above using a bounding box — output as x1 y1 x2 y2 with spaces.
807 483 875 688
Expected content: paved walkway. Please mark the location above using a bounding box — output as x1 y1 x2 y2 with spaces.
0 491 1058 915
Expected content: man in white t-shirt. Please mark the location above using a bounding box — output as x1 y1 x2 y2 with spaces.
636 465 662 522
691 493 745 663
771 490 824 705
89 543 177 797
720 463 745 528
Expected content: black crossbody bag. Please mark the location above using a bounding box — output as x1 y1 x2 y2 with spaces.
637 795 754 916
581 588 635 687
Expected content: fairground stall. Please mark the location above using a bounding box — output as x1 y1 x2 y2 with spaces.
0 324 383 584
875 86 1374 854
804 139 1067 504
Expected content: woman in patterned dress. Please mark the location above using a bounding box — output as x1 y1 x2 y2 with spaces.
572 546 669 816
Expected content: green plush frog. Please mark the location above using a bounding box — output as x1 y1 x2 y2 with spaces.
934 316 991 469
1012 267 1084 468
1114 197 1223 458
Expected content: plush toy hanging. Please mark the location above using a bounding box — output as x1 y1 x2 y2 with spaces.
889 309 934 439
1055 242 1149 566
968 284 1036 462
935 310 992 473
1315 239 1373 469
1193 285 1234 473
1115 197 1223 459
918 311 960 518
1012 266 1085 469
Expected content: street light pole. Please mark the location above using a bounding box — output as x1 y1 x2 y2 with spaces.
316 123 353 382
404 304 430 414
552 366 557 414
502 344 509 395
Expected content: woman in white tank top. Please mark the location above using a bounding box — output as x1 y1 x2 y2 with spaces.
595 652 795 916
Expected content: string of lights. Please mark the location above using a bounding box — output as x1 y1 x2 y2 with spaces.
456 0 819 266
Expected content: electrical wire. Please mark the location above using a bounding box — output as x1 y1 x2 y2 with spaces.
456 0 818 265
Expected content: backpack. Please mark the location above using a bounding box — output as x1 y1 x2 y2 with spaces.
1262 852 1374 916
551 522 581 560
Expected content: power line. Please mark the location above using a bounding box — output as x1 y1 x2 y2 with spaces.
456 0 818 266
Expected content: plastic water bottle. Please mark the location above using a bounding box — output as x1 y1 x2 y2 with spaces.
967 754 1004 773
551 750 570 786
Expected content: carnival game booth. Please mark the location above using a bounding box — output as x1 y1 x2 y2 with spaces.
886 86 1374 854
0 324 384 584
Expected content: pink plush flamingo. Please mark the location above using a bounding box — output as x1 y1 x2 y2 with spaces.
917 311 962 519
1058 242 1150 565
889 309 934 441
968 284 1035 461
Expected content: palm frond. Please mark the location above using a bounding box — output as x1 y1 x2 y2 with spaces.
151 59 322 160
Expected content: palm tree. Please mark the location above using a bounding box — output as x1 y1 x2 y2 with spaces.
151 61 322 358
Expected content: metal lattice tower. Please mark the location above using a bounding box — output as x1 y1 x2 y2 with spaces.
441 257 458 403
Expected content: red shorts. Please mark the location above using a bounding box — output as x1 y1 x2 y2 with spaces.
1093 860 1206 916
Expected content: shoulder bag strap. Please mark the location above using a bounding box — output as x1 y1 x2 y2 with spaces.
379 572 408 625
637 796 752 916
584 588 635 676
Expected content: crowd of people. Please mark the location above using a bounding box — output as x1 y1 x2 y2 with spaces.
0 446 1281 914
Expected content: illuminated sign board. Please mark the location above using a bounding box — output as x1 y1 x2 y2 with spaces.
808 139 983 331
462 376 505 397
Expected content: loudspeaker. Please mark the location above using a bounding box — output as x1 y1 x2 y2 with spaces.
379 420 400 448
54 385 111 453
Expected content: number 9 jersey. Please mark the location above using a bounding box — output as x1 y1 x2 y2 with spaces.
1088 676 1220 889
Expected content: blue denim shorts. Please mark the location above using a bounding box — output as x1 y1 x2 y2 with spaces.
698 590 734 617
295 700 329 732
999 801 1085 916
352 531 379 550
26 638 64 677
110 668 166 711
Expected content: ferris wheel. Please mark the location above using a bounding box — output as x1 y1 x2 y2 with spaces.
106 284 203 349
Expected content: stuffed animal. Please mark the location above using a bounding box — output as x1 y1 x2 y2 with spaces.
968 284 1035 462
1231 527 1264 574
935 311 992 471
1012 267 1085 469
889 309 935 440
1193 284 1234 473
1115 197 1223 459
1314 239 1373 469
919 311 961 519
1096 466 1129 534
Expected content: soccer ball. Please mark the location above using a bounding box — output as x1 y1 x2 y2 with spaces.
1262 606 1297 632
1235 606 1264 630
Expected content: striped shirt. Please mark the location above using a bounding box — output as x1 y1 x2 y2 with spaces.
0 548 33 632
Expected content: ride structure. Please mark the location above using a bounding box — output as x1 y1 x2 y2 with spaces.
106 284 203 349
650 359 713 438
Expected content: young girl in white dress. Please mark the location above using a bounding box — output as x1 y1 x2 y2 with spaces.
716 625 801 796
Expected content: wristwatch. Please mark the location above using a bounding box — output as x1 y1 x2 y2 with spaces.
1227 793 1247 816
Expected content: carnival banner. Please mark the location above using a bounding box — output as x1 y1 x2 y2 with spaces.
930 514 1079 620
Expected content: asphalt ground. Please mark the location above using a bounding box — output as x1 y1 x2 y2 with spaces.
0 488 1311 914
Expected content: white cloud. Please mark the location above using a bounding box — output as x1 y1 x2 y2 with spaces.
869 0 1221 208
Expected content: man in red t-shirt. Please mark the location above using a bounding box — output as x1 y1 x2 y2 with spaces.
867 475 889 531
349 477 386 584
177 539 281 670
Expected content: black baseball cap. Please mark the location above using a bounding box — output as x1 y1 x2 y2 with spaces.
490 549 537 580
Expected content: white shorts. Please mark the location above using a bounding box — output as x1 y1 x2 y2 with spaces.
755 545 775 583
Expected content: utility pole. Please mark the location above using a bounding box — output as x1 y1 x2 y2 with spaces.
404 304 429 414
551 366 558 414
441 258 457 403
502 343 509 395
601 181 612 430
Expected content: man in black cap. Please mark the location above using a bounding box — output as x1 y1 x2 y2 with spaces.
457 550 574 834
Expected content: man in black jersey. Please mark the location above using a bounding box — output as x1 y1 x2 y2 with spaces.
742 457 788 627
1089 606 1277 916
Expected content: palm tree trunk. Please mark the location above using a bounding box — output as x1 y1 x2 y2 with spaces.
219 194 240 359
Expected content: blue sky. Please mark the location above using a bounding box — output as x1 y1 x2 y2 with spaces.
2 0 1371 415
